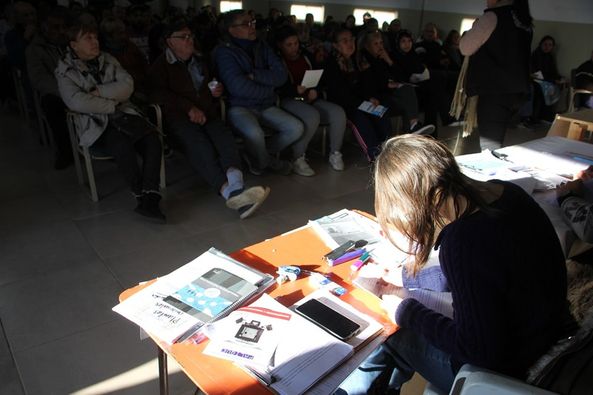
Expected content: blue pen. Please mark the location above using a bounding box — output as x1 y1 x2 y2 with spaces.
329 249 365 266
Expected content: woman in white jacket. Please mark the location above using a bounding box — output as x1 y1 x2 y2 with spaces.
55 20 165 222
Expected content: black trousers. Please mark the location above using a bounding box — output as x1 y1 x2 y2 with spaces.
93 123 162 195
40 94 71 158
164 117 241 192
477 93 526 144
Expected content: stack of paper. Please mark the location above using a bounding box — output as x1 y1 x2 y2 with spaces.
112 248 274 344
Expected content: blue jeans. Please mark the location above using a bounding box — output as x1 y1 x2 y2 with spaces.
227 105 304 169
336 328 457 395
280 98 346 155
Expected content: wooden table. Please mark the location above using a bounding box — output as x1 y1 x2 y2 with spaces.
120 225 396 394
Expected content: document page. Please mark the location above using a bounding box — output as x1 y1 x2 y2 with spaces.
301 69 324 88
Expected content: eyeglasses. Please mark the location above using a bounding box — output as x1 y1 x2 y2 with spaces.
232 20 256 28
170 33 194 41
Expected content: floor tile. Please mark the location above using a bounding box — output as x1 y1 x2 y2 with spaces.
74 210 192 259
0 320 25 395
14 320 194 395
0 256 122 351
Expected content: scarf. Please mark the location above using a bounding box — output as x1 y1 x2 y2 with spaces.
450 55 477 137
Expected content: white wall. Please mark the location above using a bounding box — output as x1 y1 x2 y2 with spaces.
272 0 593 24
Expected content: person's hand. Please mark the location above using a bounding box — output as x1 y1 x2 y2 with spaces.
378 50 393 66
188 106 207 125
369 97 380 107
211 82 224 98
388 80 401 89
382 265 404 287
90 89 100 96
557 179 584 199
381 294 404 324
306 88 318 102
24 24 37 40
247 73 254 80
296 85 307 95
575 165 593 181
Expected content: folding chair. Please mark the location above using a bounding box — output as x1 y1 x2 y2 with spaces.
32 90 53 147
67 107 166 202
568 68 593 113
347 119 372 162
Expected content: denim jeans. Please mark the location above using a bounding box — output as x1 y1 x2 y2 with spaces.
280 98 346 156
335 328 457 395
227 105 303 169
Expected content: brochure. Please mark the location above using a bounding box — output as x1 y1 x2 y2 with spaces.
202 294 292 367
358 100 388 118
112 248 275 344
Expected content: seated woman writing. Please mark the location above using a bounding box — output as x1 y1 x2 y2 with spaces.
55 19 165 222
336 135 576 394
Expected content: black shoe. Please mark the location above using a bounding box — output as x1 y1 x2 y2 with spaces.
135 192 166 223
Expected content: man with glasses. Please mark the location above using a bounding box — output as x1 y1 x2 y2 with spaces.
148 18 270 219
214 9 306 176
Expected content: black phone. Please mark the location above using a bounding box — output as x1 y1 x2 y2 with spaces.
295 298 361 340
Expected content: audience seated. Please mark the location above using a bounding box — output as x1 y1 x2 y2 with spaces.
393 30 452 131
415 23 445 69
443 29 463 71
214 9 304 176
55 19 165 222
357 30 434 135
529 35 566 122
323 27 392 161
275 26 346 173
25 5 73 169
575 50 593 109
4 1 37 71
557 166 593 244
383 18 401 53
125 4 151 62
148 18 269 219
100 16 149 102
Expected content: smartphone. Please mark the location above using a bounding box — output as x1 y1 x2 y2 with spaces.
295 298 361 340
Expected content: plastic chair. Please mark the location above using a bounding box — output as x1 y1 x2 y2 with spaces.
67 106 166 202
568 69 593 113
423 364 558 395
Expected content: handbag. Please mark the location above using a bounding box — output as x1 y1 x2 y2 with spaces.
109 111 157 143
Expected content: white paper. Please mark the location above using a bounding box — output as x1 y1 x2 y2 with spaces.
242 296 354 395
203 294 292 367
113 248 272 344
301 69 324 88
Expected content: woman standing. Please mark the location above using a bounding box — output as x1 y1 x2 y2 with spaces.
336 135 575 394
460 0 533 149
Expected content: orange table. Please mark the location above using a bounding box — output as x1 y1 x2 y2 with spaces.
120 225 397 394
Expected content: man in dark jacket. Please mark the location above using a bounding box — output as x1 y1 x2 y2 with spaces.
213 10 303 176
149 18 269 220
26 5 72 169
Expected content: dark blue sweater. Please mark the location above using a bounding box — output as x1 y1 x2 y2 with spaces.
396 181 573 378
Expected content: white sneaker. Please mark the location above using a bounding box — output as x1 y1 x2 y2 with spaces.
329 151 344 171
293 156 315 177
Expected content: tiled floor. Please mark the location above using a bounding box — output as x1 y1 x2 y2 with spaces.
0 109 548 395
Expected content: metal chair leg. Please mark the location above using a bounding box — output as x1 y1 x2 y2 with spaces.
158 347 169 395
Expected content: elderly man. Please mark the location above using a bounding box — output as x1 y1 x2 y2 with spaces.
148 18 269 219
214 10 309 176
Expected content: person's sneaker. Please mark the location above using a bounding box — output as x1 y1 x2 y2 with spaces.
135 191 166 223
328 151 344 171
292 156 315 177
226 186 270 219
268 157 292 176
410 122 436 135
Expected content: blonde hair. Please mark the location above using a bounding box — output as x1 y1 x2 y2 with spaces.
374 135 488 275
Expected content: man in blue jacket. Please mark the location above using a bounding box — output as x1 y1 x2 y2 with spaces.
214 10 304 176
